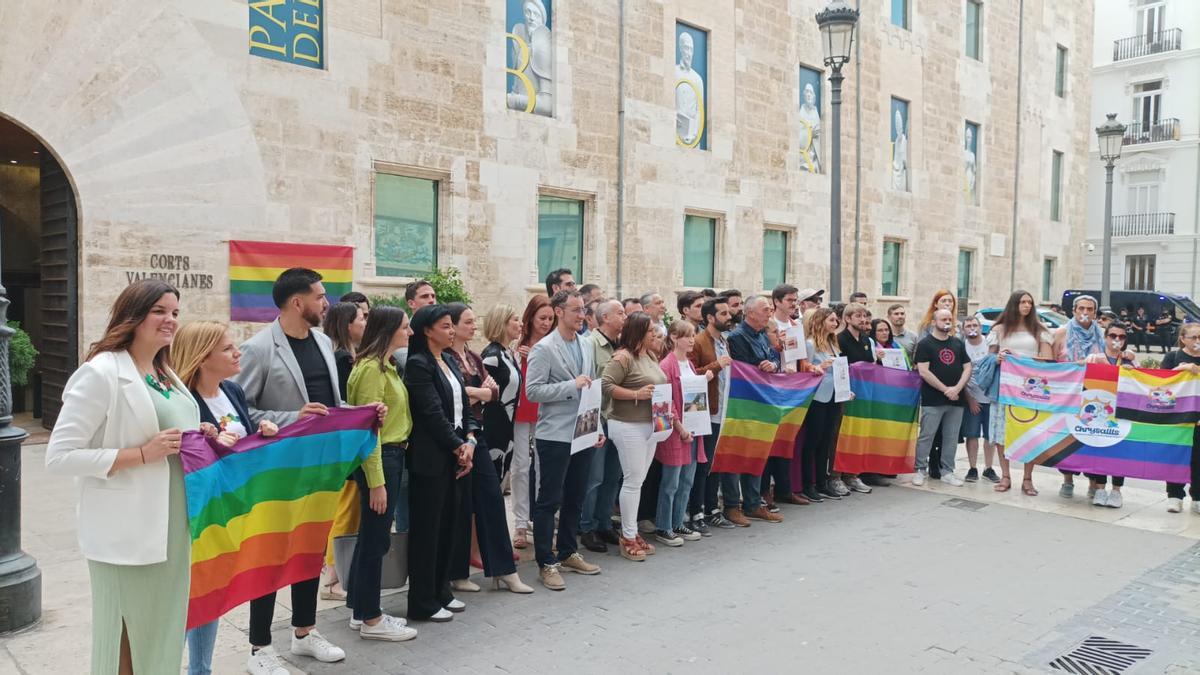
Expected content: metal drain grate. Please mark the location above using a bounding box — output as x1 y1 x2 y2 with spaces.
1049 635 1152 674
941 497 987 511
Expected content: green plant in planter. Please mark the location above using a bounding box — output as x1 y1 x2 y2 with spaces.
6 321 37 387
368 267 473 312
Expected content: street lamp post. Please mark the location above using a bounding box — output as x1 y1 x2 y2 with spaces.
1096 113 1126 311
815 0 859 304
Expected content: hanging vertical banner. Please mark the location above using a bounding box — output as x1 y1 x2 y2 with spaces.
890 97 909 192
675 22 708 150
249 0 324 69
506 0 555 116
798 66 823 173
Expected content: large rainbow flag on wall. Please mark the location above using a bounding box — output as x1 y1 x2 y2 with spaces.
229 240 353 322
833 363 922 474
710 361 820 476
181 407 377 629
1002 359 1195 482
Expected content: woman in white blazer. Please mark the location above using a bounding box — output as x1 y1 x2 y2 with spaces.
46 279 200 674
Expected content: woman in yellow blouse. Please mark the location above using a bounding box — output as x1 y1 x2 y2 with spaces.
345 306 419 642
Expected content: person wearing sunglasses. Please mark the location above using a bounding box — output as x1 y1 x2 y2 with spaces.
1161 323 1200 514
1083 325 1137 508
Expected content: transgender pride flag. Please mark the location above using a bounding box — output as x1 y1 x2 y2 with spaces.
998 356 1085 413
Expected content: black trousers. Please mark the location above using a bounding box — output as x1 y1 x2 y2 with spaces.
760 456 792 497
347 446 402 621
1085 473 1125 487
249 577 319 646
1167 428 1200 500
803 400 841 490
407 466 463 619
452 441 517 579
639 459 662 521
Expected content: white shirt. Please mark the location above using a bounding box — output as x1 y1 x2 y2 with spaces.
964 337 989 364
441 360 464 430
204 388 249 439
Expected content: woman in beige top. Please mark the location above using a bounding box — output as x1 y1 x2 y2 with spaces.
601 312 668 561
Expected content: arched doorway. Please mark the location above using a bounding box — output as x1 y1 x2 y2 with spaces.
0 115 79 429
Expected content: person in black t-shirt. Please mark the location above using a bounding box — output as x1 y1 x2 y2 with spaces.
912 309 971 488
837 303 880 365
1130 307 1150 352
1162 323 1200 514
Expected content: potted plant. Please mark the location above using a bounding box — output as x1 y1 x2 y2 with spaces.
6 321 37 413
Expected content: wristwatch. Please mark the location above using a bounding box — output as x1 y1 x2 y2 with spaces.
466 436 477 446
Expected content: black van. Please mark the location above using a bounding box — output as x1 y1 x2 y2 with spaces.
1062 289 1200 325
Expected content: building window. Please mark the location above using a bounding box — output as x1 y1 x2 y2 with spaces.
762 229 788 290
374 173 438 277
965 0 982 60
1042 258 1055 302
1125 254 1156 290
881 240 902 296
1054 45 1067 97
537 196 584 283
683 215 716 287
1136 1 1165 41
891 0 909 29
1132 80 1162 133
957 249 973 302
1050 150 1063 222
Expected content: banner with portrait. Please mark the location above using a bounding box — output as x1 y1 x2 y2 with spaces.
890 97 909 192
798 66 823 173
964 121 979 205
675 22 708 150
506 0 554 116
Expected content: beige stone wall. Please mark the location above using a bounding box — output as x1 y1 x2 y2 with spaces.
0 0 1092 351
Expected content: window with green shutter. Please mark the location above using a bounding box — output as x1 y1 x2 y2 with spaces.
683 215 716 287
882 241 902 296
762 230 788 290
537 197 584 282
374 173 438 277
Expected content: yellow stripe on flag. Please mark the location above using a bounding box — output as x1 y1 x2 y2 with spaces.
229 266 354 284
191 492 340 564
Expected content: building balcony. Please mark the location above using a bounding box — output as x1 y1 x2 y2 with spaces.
1124 118 1180 146
1112 212 1175 237
1113 28 1182 61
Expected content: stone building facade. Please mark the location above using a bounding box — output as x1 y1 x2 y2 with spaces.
0 0 1092 422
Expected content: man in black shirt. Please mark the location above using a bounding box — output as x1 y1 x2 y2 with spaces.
838 303 880 365
912 309 971 488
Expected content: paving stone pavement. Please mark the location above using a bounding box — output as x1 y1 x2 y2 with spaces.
258 486 1196 675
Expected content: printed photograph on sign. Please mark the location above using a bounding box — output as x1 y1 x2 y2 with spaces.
964 121 979 205
890 97 909 192
675 22 708 150
798 66 823 173
506 0 554 116
571 380 602 453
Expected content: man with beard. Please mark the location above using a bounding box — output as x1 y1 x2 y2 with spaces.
235 268 357 671
718 288 744 326
690 298 743 528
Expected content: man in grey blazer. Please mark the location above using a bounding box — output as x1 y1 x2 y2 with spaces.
526 290 605 590
232 268 348 671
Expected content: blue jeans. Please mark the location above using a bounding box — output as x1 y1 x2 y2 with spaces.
186 621 218 675
740 473 763 512
391 447 410 533
533 440 595 568
580 423 622 534
656 441 698 531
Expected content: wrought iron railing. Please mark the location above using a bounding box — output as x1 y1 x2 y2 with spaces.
1112 212 1175 237
1113 28 1182 61
1123 118 1180 145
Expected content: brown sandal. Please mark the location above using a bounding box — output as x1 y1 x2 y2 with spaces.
619 536 646 562
512 529 528 549
1021 479 1039 496
993 477 1012 493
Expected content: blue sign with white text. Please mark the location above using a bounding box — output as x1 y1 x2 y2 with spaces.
249 0 324 69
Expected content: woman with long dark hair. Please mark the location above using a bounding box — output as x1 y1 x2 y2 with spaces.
46 279 200 674
444 303 533 594
345 306 419 641
404 305 479 622
988 290 1053 495
510 294 554 549
601 311 668 561
480 304 523 477
320 300 367 601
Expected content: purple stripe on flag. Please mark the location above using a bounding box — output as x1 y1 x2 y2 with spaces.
848 361 921 388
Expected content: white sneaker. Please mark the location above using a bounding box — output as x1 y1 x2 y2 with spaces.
1105 490 1123 509
360 614 417 642
1092 489 1109 507
445 598 466 612
847 476 873 494
940 473 964 487
426 607 454 622
1167 497 1183 513
246 647 289 675
830 478 851 496
1192 501 1200 515
290 630 345 663
912 470 927 487
349 617 362 630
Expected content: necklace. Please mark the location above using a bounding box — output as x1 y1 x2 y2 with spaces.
144 372 173 399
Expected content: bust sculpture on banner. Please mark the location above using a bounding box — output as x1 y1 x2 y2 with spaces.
675 28 706 149
506 0 554 116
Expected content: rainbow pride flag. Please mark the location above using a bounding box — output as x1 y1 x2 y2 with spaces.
1004 363 1193 482
181 407 377 629
997 356 1085 414
710 361 820 476
229 240 353 322
1116 366 1200 425
833 362 922 474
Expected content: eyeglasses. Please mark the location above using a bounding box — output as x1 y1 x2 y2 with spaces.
1105 333 1127 340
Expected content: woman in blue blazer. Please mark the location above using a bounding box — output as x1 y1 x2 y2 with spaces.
171 320 280 675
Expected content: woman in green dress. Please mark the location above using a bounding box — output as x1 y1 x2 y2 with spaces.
46 279 199 674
